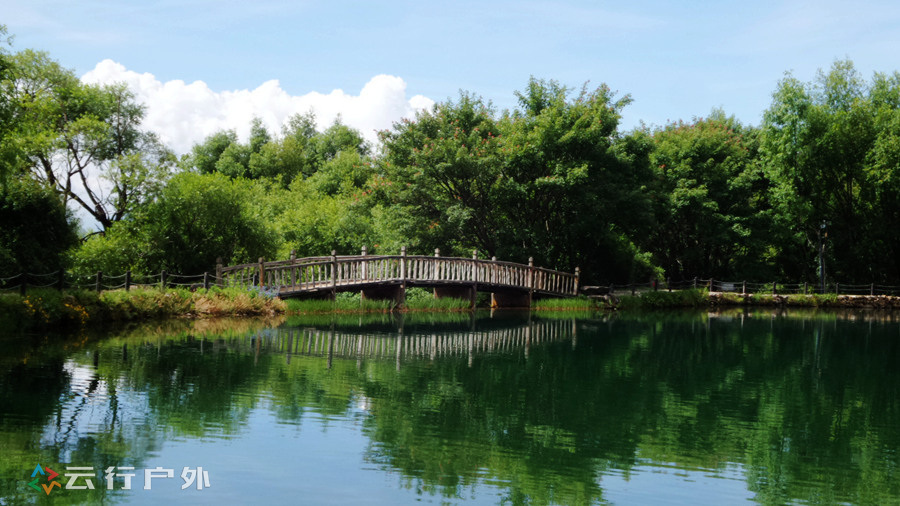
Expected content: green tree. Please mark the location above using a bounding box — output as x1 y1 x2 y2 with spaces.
500 78 657 281
0 25 18 184
761 60 893 282
0 178 78 276
9 49 174 230
185 130 237 174
647 112 769 279
72 173 278 275
377 92 506 255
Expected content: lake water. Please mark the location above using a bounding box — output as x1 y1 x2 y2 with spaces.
1 309 898 504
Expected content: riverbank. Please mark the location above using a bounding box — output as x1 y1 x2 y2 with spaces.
8 286 899 332
0 287 286 331
604 289 900 309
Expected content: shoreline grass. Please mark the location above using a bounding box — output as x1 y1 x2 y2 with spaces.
0 286 286 331
531 296 598 311
285 288 473 314
8 284 895 332
605 289 900 310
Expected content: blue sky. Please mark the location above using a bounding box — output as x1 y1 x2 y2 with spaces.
7 0 900 151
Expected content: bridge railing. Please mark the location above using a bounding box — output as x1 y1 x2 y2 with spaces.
220 249 579 296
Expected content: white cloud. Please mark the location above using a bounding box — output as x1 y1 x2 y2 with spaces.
81 60 435 154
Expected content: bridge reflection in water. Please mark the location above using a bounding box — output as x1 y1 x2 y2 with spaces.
239 315 579 369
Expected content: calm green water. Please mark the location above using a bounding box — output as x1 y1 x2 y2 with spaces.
1 310 898 505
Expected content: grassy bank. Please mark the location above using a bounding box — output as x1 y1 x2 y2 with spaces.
285 288 472 314
603 289 900 310
0 287 286 331
531 296 599 311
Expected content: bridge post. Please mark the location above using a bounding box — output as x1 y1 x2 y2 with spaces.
399 246 407 307
472 250 479 308
290 250 297 288
361 246 368 281
575 267 581 296
528 257 535 306
434 248 441 283
258 257 265 288
216 258 223 287
331 250 337 298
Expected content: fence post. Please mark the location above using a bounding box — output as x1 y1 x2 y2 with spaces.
773 281 777 295
434 248 440 282
528 257 536 300
399 246 407 306
631 284 635 296
96 271 103 292
160 270 167 290
742 280 747 295
708 278 714 292
360 246 367 281
803 282 808 295
125 270 131 291
57 271 65 291
835 282 840 295
693 277 698 289
491 256 497 285
216 257 223 287
203 272 210 290
291 249 297 287
258 257 265 288
574 266 580 296
871 283 875 296
472 250 479 308
609 283 614 296
330 251 337 295
667 277 671 292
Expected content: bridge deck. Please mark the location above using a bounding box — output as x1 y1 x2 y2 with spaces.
219 250 579 300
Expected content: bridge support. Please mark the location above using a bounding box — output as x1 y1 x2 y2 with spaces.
434 286 476 307
491 291 532 309
361 285 405 306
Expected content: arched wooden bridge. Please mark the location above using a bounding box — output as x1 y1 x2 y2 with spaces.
217 247 580 307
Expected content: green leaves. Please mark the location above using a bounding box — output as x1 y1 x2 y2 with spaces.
7 49 172 230
760 59 900 282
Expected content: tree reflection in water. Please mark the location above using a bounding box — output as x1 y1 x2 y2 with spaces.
0 310 897 504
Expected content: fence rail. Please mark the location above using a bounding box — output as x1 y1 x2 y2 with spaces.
581 278 900 297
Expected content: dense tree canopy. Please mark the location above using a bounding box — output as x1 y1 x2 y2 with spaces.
0 177 78 276
7 50 174 230
3 27 900 288
646 112 769 280
761 60 900 283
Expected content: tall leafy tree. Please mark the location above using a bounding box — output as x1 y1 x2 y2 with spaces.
0 25 18 185
73 173 278 275
761 60 892 282
647 112 769 279
500 78 656 280
377 92 506 255
8 49 173 230
0 178 78 276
